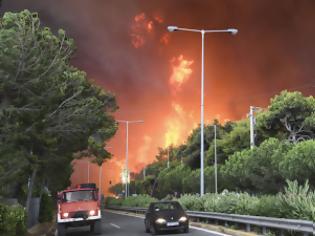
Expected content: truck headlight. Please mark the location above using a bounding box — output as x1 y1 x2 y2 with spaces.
155 218 166 224
62 212 69 218
179 216 188 222
89 210 96 216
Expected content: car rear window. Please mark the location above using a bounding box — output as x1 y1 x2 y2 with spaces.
64 190 96 202
153 202 182 211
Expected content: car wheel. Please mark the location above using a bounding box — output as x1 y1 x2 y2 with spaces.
150 224 158 235
145 220 150 233
57 223 66 236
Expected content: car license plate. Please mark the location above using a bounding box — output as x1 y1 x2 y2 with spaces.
167 222 179 227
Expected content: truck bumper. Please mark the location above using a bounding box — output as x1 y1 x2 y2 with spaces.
57 210 101 223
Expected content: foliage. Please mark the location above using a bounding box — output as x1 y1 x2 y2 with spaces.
258 91 315 143
182 169 200 194
203 192 259 215
106 181 315 221
0 10 117 209
218 120 250 158
105 197 123 207
280 140 315 185
0 204 27 236
178 194 204 211
38 193 54 223
221 138 291 193
279 180 315 221
106 195 156 208
254 195 282 218
155 164 190 198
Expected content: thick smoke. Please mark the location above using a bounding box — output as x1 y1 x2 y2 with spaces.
2 0 315 193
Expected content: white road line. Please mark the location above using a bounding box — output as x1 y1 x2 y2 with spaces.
105 210 231 236
110 223 121 229
190 226 231 236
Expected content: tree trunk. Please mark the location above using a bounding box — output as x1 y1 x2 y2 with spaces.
26 167 37 215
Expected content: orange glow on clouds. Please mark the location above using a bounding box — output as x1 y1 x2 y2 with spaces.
160 33 170 45
130 12 166 48
170 55 194 91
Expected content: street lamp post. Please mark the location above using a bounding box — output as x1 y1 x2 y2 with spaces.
117 120 144 198
168 26 238 196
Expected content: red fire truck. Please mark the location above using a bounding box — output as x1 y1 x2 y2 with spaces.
57 183 102 236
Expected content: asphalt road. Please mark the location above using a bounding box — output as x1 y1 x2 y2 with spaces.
64 210 230 236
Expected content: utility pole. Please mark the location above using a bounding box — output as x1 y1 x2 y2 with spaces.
214 125 218 194
167 148 170 168
249 106 261 149
143 168 146 180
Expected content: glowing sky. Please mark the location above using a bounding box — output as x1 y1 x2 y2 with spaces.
2 0 315 195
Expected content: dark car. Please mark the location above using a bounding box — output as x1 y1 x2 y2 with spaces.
144 201 189 235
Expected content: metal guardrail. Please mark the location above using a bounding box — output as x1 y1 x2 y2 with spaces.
107 206 314 236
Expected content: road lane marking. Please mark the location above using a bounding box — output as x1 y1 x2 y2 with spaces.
110 223 121 229
190 226 231 236
105 210 231 236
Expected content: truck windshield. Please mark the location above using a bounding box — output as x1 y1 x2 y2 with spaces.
64 190 95 202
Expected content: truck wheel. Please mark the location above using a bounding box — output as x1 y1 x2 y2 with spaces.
91 220 102 234
57 223 66 236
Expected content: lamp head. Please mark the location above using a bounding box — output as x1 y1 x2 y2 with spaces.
167 26 178 32
227 28 238 35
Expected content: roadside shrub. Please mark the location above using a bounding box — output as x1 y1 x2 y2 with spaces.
39 193 54 223
279 180 315 221
178 194 203 211
105 197 123 207
106 195 156 208
0 204 27 236
254 195 282 218
121 195 156 208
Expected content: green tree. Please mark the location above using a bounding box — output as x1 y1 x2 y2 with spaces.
280 140 315 186
0 11 117 214
222 138 291 193
155 164 190 198
258 91 315 143
219 120 250 157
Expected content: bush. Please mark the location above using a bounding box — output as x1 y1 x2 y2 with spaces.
203 192 259 215
121 195 156 208
0 204 27 236
178 194 204 211
254 195 282 218
39 193 54 223
105 197 123 207
106 195 156 208
279 180 315 221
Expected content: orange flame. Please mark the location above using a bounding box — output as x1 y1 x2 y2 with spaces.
169 55 194 91
147 21 153 32
164 103 195 147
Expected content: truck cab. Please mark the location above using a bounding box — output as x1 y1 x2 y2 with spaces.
57 183 102 236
